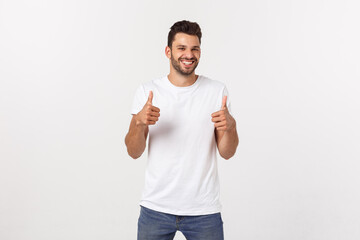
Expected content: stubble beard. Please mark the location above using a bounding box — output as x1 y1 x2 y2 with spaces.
170 53 199 76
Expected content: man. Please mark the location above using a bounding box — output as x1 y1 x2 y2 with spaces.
125 20 239 240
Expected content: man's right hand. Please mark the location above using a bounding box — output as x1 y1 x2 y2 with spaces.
135 91 160 126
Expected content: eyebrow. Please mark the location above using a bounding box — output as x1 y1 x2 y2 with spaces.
176 45 200 49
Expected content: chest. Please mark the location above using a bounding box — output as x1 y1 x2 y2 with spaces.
150 88 220 135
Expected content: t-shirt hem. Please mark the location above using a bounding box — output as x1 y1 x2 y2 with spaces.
139 201 222 216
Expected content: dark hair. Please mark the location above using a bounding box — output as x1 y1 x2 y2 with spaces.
167 20 202 48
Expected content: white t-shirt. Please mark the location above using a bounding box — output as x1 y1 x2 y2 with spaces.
131 75 230 216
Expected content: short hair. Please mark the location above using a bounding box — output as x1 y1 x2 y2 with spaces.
167 20 202 48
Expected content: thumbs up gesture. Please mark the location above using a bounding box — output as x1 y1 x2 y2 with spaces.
135 91 160 126
211 96 235 131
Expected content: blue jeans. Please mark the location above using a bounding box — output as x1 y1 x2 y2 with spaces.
137 206 224 240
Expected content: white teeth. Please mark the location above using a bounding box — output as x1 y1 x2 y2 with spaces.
183 61 193 65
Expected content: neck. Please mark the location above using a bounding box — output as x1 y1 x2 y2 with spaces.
167 71 198 87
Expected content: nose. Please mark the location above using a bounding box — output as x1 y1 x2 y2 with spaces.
183 49 194 59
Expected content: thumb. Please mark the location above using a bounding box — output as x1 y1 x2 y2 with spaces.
147 91 153 105
221 95 227 110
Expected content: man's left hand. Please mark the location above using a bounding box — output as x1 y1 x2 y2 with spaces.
211 96 236 131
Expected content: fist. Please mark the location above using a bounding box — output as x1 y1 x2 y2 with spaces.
135 91 160 126
211 96 235 131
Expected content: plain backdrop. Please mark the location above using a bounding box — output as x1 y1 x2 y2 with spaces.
1 0 360 239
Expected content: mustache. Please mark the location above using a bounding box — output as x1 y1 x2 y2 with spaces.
179 58 197 61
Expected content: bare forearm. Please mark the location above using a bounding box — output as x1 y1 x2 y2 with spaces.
217 125 239 160
125 116 148 159
125 92 160 159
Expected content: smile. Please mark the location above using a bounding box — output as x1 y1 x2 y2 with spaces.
180 60 195 66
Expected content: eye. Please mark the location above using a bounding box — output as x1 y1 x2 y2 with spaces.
178 48 185 50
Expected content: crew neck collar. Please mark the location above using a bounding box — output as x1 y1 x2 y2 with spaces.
164 75 202 90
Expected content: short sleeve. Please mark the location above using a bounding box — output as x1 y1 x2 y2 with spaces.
130 85 147 115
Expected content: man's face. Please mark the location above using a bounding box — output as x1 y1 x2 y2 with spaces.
167 33 201 76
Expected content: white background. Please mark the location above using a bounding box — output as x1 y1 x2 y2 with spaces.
1 0 360 239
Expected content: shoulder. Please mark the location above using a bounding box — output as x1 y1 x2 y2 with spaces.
199 75 226 90
140 76 165 89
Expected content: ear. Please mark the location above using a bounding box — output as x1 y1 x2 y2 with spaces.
165 46 171 59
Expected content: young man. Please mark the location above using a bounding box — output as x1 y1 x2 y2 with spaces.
125 20 239 240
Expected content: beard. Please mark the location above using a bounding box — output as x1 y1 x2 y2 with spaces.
170 54 199 76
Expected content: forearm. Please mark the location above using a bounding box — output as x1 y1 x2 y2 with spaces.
125 116 148 159
217 125 239 160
